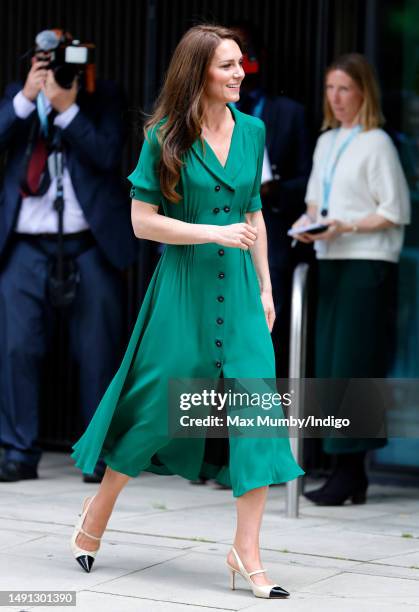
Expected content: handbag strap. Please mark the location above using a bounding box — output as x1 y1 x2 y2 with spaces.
51 128 65 282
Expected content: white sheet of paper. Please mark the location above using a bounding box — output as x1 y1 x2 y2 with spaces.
261 147 273 184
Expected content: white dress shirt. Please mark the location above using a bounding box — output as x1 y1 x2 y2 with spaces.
13 90 90 234
261 147 273 184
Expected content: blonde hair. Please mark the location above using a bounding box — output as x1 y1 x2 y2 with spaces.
322 53 385 131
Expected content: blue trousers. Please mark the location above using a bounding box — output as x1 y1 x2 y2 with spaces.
0 235 125 467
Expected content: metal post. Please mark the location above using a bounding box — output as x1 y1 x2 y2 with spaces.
286 263 310 518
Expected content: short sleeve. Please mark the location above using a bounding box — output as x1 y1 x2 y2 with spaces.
368 136 411 225
246 123 266 213
127 128 163 206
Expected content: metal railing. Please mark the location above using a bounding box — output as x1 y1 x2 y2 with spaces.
286 263 310 518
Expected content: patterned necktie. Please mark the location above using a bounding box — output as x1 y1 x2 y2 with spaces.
20 109 57 198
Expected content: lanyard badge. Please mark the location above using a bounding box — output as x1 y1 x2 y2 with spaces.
321 125 362 217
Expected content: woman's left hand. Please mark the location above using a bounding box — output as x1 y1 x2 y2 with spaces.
261 290 276 332
308 219 348 242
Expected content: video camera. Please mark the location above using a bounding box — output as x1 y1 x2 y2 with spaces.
34 29 96 93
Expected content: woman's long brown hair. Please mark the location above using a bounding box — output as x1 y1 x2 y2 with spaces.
144 24 242 203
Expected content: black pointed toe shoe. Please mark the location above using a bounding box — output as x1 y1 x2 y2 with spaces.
269 585 291 598
226 547 290 598
75 554 95 573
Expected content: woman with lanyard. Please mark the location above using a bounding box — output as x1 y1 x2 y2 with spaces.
292 53 410 505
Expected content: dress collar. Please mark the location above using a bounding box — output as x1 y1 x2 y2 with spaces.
190 103 242 190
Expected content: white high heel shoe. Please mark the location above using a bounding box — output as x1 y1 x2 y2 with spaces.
226 546 290 599
70 496 102 573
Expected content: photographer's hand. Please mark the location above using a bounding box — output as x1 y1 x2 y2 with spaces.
42 70 78 113
22 58 49 102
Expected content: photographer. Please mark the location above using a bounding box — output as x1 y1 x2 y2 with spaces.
0 30 137 482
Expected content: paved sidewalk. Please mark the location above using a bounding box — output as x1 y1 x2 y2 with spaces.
0 452 419 611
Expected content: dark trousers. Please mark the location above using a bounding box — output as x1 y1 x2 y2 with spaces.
0 234 124 467
315 259 397 454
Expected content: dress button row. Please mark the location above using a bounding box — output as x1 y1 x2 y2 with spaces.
214 184 234 193
213 206 231 214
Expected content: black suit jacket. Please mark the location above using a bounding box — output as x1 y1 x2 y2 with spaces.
261 95 312 263
0 80 137 269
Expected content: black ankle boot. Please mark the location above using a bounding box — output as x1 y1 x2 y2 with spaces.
304 451 368 506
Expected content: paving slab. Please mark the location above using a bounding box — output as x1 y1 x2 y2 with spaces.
374 549 419 569
1 451 419 611
301 570 419 602
247 593 415 611
94 549 341 610
255 523 419 562
3 532 188 573
75 591 235 611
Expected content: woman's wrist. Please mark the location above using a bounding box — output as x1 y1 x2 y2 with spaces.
260 285 272 295
203 225 222 243
341 222 359 234
303 210 316 223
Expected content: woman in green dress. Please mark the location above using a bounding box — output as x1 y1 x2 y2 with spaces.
70 24 304 599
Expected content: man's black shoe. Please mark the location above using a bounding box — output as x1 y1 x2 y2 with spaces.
0 460 38 482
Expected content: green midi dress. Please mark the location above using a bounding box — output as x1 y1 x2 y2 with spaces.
71 104 304 497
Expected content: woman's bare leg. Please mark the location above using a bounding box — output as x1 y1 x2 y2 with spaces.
75 466 130 551
227 485 273 587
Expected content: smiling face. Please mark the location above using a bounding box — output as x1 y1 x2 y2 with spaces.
326 69 364 127
204 39 245 104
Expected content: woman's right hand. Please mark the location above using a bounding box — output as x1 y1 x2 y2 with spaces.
291 213 315 243
215 222 258 250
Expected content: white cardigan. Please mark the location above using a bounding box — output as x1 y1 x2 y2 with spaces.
305 127 411 263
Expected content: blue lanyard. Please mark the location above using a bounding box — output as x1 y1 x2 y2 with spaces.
321 125 361 216
36 91 50 137
233 93 265 119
